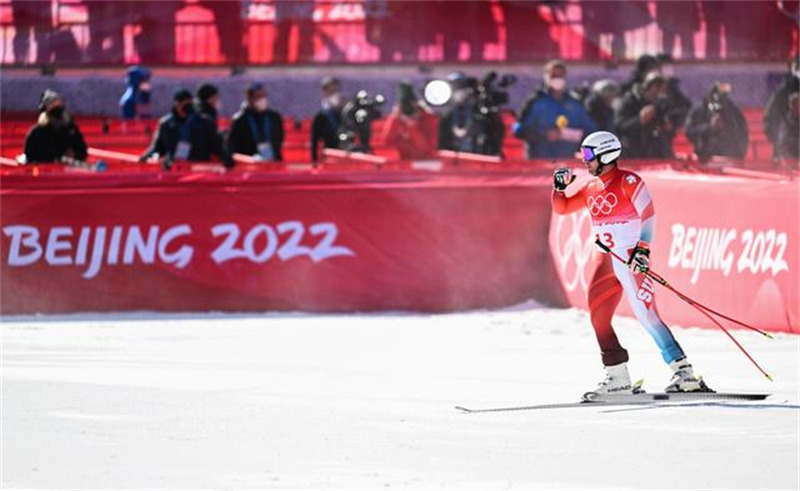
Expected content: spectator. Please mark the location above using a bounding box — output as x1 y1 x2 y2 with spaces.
614 72 673 159
620 54 659 95
584 79 620 131
228 82 285 162
311 76 345 162
198 0 246 65
381 81 438 160
775 92 799 164
656 54 692 128
655 0 699 59
11 0 53 64
685 83 749 162
195 83 221 123
513 60 597 159
86 0 124 63
119 65 152 121
274 0 315 63
140 89 231 168
24 90 87 164
438 71 479 153
765 57 800 162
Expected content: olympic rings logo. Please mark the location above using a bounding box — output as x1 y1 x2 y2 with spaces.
553 209 594 293
586 192 618 216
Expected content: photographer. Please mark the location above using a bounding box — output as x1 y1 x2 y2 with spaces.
24 90 88 164
614 72 673 159
311 76 345 162
685 83 749 162
765 57 800 163
513 60 597 159
438 72 480 153
656 53 692 138
228 82 284 162
584 79 620 131
381 81 438 160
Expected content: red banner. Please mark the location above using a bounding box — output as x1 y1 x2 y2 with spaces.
0 170 564 314
549 169 799 333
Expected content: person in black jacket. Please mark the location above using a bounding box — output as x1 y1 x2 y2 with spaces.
764 58 800 162
656 53 692 132
24 90 88 164
614 72 673 159
584 79 620 131
310 76 345 162
228 82 285 161
685 83 749 162
619 54 659 96
140 89 231 168
195 82 221 124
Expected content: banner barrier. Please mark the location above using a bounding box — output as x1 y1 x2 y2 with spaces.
1 170 565 314
2 167 797 334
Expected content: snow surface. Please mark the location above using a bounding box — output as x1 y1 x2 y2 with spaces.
2 304 799 490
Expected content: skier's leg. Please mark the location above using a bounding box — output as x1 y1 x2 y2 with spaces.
611 258 685 364
588 254 628 366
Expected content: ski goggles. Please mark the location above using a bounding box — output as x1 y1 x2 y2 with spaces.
580 146 597 163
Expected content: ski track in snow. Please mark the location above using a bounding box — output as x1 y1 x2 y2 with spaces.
2 305 798 489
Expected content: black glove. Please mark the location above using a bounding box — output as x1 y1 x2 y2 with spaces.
627 240 651 274
553 167 575 191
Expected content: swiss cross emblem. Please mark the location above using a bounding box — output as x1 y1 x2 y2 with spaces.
626 175 637 184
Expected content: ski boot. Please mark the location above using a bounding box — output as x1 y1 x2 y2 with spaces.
665 357 714 393
588 362 643 395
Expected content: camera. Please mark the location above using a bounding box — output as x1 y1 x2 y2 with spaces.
423 71 516 156
339 90 386 153
473 71 516 155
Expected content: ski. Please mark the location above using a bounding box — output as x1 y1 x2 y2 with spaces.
582 391 770 404
455 392 770 414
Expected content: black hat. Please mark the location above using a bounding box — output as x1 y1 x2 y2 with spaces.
197 83 219 102
634 55 659 76
173 89 193 103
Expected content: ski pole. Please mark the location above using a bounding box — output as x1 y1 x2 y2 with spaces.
594 239 774 381
593 239 772 338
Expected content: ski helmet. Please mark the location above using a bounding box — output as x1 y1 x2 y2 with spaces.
580 131 622 171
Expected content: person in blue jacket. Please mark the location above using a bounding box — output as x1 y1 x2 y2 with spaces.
513 60 597 159
120 65 152 120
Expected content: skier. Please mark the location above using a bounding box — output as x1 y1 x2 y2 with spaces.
552 130 712 394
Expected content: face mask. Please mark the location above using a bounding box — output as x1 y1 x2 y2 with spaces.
47 106 65 119
452 89 469 104
547 77 567 92
254 97 268 111
176 103 192 116
139 82 152 92
213 99 222 112
328 92 344 107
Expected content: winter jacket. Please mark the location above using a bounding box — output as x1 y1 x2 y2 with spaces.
142 108 231 166
685 93 749 160
513 88 597 159
228 105 285 161
24 112 88 163
119 65 151 120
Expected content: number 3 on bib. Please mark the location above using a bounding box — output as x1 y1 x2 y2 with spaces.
595 233 615 249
